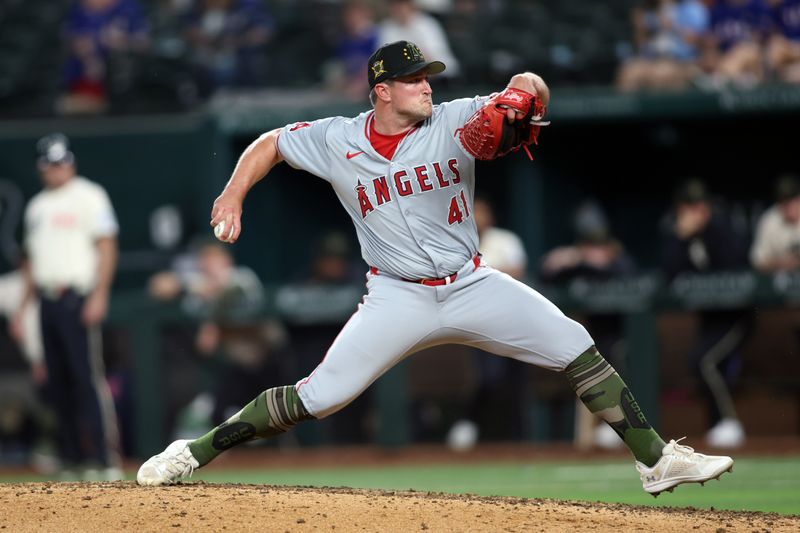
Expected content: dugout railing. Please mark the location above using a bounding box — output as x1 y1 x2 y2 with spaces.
110 269 800 458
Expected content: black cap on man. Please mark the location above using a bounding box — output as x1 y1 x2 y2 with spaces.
367 40 446 89
36 132 75 167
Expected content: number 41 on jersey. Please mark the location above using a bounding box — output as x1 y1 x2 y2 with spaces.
448 190 471 225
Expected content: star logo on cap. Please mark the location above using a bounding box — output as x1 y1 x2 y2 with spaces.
371 60 386 79
404 43 423 62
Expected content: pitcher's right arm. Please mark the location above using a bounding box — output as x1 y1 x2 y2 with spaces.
210 128 284 243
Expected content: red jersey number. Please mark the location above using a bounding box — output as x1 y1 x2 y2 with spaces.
447 190 471 225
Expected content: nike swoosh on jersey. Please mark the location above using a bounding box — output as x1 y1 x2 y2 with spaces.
346 151 364 159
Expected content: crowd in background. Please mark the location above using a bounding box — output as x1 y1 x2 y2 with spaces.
2 127 799 474
2 0 800 478
617 0 800 91
2 0 800 116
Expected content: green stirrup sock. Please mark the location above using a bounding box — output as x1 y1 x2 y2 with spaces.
188 385 314 467
565 346 666 467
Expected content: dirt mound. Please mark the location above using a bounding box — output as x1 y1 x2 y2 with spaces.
1 482 796 532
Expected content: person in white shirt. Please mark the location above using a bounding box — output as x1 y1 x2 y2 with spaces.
377 0 460 78
751 174 800 273
473 195 527 279
11 133 121 480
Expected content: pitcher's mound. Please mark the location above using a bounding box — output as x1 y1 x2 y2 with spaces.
1 482 797 532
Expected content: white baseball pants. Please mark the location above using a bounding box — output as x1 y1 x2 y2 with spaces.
296 256 594 418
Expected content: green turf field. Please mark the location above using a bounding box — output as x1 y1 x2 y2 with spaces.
2 456 798 515
192 457 800 514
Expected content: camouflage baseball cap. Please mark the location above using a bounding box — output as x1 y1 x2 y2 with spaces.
367 40 446 89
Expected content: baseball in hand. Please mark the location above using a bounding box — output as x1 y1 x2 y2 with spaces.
214 221 230 241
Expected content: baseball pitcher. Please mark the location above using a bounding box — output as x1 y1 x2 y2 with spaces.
139 41 733 496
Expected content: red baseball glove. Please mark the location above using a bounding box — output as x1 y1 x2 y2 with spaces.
457 87 548 161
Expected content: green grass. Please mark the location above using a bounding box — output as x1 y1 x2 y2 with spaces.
188 457 800 514
2 457 798 515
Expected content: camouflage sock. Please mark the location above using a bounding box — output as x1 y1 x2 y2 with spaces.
565 346 666 467
189 385 314 467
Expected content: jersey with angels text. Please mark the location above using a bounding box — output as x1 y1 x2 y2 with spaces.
276 96 490 280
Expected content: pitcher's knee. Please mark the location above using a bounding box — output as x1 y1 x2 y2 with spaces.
295 380 360 420
551 321 594 371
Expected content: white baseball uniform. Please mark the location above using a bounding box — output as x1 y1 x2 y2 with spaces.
25 176 118 295
277 96 593 418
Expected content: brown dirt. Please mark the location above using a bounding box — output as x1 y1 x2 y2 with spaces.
1 482 797 533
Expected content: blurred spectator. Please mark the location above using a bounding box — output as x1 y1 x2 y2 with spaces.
377 0 461 80
324 0 379 101
60 0 150 114
766 0 800 83
0 268 57 472
299 230 365 285
661 179 751 448
11 133 122 479
148 239 277 429
446 196 527 450
0 180 55 472
473 195 527 279
415 0 453 17
442 0 484 84
539 200 637 366
178 240 264 321
182 0 275 89
149 0 194 58
750 173 800 272
699 0 773 88
540 200 637 285
616 0 709 92
539 200 637 449
1 270 44 382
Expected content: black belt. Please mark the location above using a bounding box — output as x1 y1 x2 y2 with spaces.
37 286 75 300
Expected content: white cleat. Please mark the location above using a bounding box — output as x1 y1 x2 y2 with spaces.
636 438 733 497
137 440 199 486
